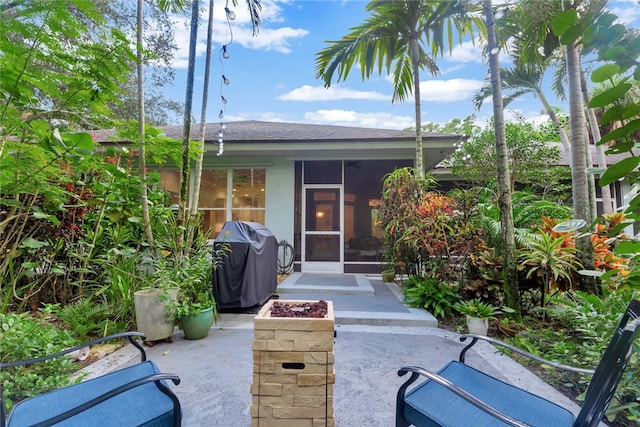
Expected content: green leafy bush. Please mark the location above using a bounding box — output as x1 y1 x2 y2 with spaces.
56 297 123 340
0 313 80 412
533 291 640 423
402 275 460 318
453 298 500 319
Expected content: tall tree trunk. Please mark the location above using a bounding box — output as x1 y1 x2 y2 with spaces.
410 38 424 178
538 89 572 166
137 0 153 243
484 0 521 320
188 0 215 246
580 72 613 215
177 0 200 257
566 41 596 293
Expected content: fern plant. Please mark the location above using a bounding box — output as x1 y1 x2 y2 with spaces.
56 297 119 339
402 275 460 318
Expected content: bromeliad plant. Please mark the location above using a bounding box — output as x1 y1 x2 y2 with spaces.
453 298 500 319
518 231 582 308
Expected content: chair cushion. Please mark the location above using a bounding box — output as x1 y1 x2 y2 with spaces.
7 360 176 427
403 361 576 427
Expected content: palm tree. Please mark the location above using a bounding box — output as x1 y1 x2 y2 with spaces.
473 65 572 162
315 0 484 178
566 40 596 292
482 0 521 320
505 0 597 292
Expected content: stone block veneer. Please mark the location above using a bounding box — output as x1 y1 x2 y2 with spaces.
251 300 335 427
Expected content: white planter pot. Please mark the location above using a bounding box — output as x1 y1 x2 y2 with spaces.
134 288 178 342
466 315 489 335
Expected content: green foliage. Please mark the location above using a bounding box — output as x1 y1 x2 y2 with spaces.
0 1 135 139
469 188 572 250
542 291 640 423
448 114 570 198
0 313 80 412
159 229 231 320
402 275 460 318
315 0 485 103
453 298 500 319
56 297 122 340
553 7 640 301
518 232 582 297
379 168 485 281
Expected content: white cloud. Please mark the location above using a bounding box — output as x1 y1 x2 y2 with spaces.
239 27 309 54
305 109 414 129
448 40 484 64
418 79 484 102
278 85 389 102
609 1 640 26
467 108 550 130
169 0 309 68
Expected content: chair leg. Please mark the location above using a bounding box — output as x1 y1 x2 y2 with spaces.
396 408 411 427
396 370 420 427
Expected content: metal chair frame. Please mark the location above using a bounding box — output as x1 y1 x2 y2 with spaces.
396 299 640 427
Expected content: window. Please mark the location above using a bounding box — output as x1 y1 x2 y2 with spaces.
158 168 266 236
199 170 228 234
232 169 265 225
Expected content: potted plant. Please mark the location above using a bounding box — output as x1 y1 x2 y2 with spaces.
134 253 180 344
453 298 500 336
163 232 231 340
495 306 523 336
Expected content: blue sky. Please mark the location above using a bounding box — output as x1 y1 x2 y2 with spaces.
163 0 640 130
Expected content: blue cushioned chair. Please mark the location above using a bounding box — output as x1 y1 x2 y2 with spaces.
1 332 182 427
396 299 640 427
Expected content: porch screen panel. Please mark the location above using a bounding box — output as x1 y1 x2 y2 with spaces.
343 159 411 263
303 161 342 184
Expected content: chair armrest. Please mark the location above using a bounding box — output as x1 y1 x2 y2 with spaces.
31 373 181 427
458 334 595 375
397 366 533 427
0 332 148 369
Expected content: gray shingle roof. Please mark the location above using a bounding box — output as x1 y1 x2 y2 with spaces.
94 120 461 143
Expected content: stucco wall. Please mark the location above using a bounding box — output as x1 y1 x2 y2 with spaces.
264 157 295 245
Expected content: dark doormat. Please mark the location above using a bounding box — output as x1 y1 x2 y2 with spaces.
295 273 357 287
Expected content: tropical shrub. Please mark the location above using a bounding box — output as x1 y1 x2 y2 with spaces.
401 275 460 318
0 313 81 412
378 167 436 273
518 231 582 305
543 291 640 423
379 168 484 281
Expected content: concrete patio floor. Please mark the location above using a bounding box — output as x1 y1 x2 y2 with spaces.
83 274 588 426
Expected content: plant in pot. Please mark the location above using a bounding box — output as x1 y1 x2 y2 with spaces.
134 253 180 345
163 232 231 340
453 298 500 336
496 306 523 337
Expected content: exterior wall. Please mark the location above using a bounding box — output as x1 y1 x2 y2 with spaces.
264 157 295 245
198 155 295 243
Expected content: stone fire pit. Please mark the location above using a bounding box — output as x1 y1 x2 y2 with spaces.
251 299 335 427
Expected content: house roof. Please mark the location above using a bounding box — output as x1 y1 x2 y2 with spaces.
96 120 463 171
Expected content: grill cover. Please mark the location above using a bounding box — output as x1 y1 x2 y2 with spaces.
213 221 278 309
